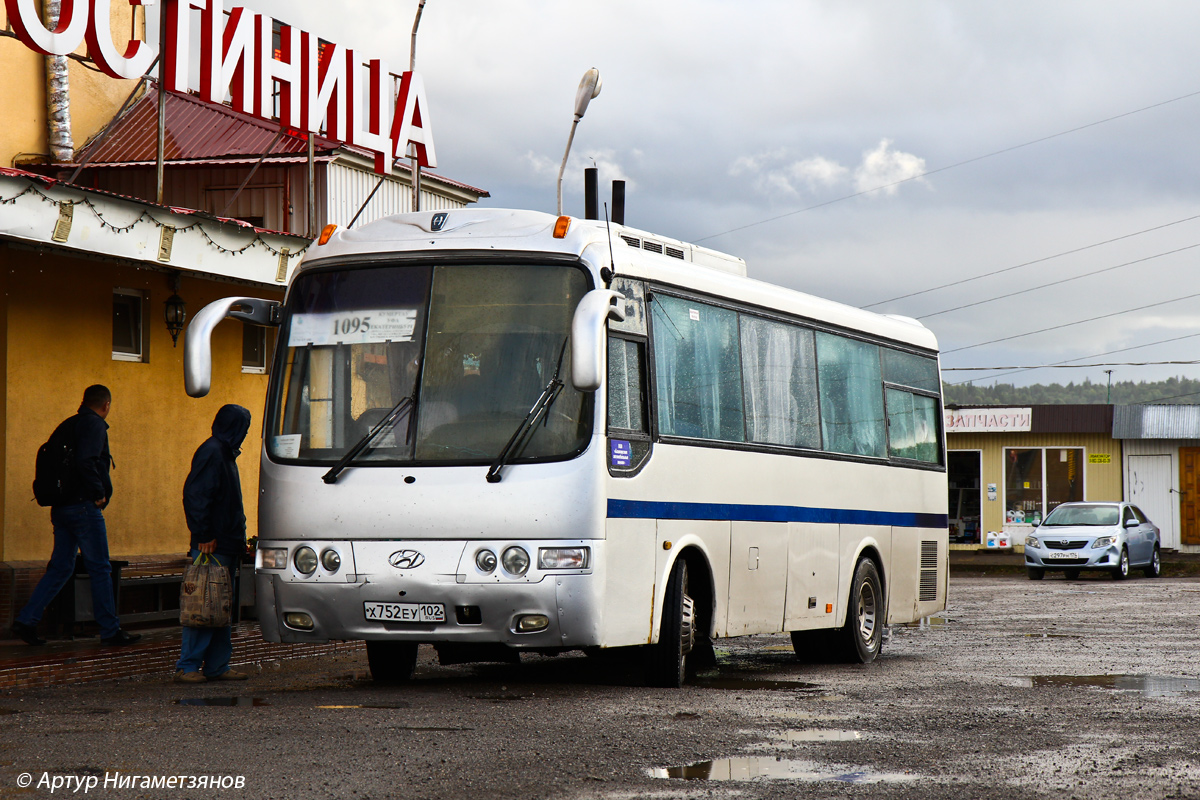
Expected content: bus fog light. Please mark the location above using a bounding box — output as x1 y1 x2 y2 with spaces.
261 548 288 569
284 612 314 630
515 614 549 632
538 547 589 570
294 546 318 575
321 549 342 572
475 549 497 573
501 546 530 576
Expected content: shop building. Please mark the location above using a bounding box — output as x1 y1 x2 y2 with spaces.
945 405 1123 551
1113 405 1200 553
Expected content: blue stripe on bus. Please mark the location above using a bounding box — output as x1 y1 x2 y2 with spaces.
607 499 947 530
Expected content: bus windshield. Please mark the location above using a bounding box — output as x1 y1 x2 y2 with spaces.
267 261 591 466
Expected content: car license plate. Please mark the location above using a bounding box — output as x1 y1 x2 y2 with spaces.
1045 552 1079 560
364 602 445 623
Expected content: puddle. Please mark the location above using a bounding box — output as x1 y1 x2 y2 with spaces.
649 757 914 783
174 697 268 707
1019 675 1200 696
316 703 411 709
900 615 950 628
1023 633 1079 639
772 729 863 742
0 708 19 716
693 676 823 692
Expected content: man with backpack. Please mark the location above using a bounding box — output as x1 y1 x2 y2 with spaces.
11 385 141 647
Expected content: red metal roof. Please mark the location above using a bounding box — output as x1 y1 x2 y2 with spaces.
74 87 335 163
72 87 488 198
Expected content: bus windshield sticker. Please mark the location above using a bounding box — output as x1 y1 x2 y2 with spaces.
689 308 700 321
288 309 418 347
274 434 302 458
611 439 632 467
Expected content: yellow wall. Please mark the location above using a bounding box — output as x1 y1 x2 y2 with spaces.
948 432 1124 537
0 3 145 166
2 249 282 561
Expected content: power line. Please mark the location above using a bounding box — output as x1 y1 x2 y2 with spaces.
697 88 1200 243
945 331 1200 385
941 290 1200 355
943 360 1200 371
865 213 1200 310
917 241 1200 320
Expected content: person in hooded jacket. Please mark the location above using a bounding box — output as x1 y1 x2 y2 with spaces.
175 404 253 683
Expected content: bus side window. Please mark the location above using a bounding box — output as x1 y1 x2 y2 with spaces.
608 336 648 434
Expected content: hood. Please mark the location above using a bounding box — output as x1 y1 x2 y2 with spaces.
212 404 252 454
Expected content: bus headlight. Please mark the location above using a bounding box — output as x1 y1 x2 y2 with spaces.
294 546 318 575
514 614 549 632
475 549 497 573
538 547 589 569
501 546 530 576
261 548 288 569
321 549 341 572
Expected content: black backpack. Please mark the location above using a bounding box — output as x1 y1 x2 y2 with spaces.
33 417 78 507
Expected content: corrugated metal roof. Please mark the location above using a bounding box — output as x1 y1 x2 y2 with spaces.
74 87 333 163
69 88 489 199
1113 405 1200 439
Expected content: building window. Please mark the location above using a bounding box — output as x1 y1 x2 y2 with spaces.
1004 447 1084 526
112 289 146 362
242 322 267 374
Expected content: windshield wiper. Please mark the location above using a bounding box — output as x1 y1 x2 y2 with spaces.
486 339 568 484
323 394 415 484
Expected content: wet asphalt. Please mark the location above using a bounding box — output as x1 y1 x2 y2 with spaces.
2 572 1199 799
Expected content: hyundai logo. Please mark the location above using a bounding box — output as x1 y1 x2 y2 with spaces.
430 212 448 231
388 549 426 569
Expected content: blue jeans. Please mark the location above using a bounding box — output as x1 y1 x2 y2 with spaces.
175 550 238 677
17 502 121 639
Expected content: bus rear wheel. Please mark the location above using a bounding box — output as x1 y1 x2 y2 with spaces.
648 559 695 688
838 558 883 664
366 641 419 683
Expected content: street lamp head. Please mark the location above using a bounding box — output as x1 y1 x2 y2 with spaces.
574 68 602 120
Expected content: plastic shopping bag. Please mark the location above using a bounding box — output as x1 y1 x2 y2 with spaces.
179 553 232 628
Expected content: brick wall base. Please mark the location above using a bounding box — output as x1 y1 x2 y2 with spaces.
0 623 364 690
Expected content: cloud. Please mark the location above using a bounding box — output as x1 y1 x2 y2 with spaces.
853 139 928 195
730 150 847 197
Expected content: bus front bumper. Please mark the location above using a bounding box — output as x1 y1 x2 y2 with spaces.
254 538 601 649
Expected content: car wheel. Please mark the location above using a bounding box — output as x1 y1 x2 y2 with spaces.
648 558 695 688
1064 569 1080 580
1026 567 1045 581
366 641 419 683
1143 546 1161 578
838 558 883 664
1111 547 1130 580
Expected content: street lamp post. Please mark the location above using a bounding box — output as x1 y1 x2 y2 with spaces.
556 68 602 216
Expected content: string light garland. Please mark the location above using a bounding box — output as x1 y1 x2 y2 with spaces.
0 180 312 260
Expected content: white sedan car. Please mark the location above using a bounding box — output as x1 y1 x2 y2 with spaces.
1024 502 1161 581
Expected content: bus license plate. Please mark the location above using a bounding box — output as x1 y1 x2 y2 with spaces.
364 602 445 623
1045 552 1079 560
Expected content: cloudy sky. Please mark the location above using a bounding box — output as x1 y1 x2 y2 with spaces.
241 0 1200 393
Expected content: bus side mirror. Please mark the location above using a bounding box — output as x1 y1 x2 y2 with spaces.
185 297 281 397
570 289 626 392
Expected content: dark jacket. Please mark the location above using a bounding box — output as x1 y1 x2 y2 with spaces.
68 406 112 507
183 405 251 559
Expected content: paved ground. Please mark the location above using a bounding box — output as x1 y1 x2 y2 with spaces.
1 572 1198 799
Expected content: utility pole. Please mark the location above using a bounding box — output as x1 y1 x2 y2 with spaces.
1105 370 1114 404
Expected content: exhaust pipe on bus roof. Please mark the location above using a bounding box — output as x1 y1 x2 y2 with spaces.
584 167 598 220
612 180 625 225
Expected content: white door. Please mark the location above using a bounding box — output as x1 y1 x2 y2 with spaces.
1129 454 1176 550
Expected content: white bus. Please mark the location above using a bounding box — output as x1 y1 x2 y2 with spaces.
185 208 947 687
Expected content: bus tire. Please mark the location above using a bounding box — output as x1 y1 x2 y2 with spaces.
648 559 695 688
839 558 883 664
366 641 419 683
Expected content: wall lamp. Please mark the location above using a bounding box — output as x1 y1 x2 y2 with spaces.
164 272 187 347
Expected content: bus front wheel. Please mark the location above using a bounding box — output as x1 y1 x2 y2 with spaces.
366 641 419 683
839 558 883 664
648 559 695 688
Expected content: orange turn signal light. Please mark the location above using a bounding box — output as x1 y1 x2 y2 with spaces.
552 216 571 239
317 224 338 246
826 603 833 614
